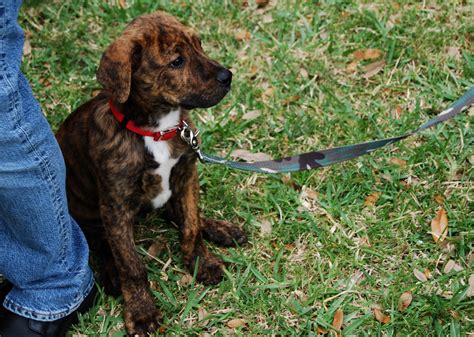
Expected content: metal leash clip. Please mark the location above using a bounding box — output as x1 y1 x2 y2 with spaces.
179 121 204 162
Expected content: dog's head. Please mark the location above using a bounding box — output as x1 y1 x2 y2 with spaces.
97 11 232 109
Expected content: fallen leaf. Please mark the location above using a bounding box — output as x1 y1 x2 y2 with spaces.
261 14 273 24
364 192 381 206
249 65 258 79
259 219 272 236
198 307 209 326
389 157 407 167
23 37 32 56
349 270 365 286
353 48 383 60
147 241 165 259
159 325 167 334
356 236 371 247
281 175 301 191
446 46 461 60
393 105 403 119
345 61 358 73
299 67 309 79
316 326 327 335
118 0 126 8
227 318 246 328
263 86 275 98
444 260 456 273
178 273 193 287
242 110 261 121
431 208 448 243
433 195 445 205
423 269 432 279
282 95 301 105
235 30 251 41
332 309 344 330
256 0 269 7
372 306 391 324
398 291 413 311
363 59 386 79
414 268 428 282
230 149 272 162
467 275 474 297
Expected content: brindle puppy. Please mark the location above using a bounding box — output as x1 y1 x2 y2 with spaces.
56 11 247 336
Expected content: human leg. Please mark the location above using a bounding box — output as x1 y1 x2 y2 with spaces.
0 0 94 323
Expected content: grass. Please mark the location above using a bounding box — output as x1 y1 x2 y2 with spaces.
19 0 473 335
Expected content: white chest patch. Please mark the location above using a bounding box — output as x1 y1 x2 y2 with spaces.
144 108 181 209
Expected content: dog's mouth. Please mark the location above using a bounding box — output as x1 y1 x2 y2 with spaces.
180 86 231 110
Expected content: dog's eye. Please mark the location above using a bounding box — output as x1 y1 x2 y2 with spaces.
170 56 185 69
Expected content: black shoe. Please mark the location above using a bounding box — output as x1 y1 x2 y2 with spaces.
0 284 97 337
0 280 13 318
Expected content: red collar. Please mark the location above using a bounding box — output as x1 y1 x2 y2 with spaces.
108 99 184 141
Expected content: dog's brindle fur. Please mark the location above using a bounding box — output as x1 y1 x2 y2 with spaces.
56 12 246 336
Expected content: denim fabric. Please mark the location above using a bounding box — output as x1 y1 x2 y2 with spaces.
0 0 94 321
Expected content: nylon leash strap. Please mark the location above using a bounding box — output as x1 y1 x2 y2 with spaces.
191 87 474 173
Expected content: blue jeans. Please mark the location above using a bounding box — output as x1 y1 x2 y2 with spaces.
0 0 93 321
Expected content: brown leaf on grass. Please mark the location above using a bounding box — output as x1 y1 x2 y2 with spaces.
249 65 258 79
423 269 432 280
242 110 261 121
363 59 386 78
345 61 358 73
198 307 209 326
259 219 272 236
261 14 274 24
281 175 301 191
118 0 126 9
443 259 463 273
23 37 32 56
316 326 327 335
178 273 193 287
414 268 428 282
445 46 461 60
332 309 344 330
230 149 272 162
398 291 413 311
299 67 309 79
158 325 167 334
353 48 383 60
372 307 391 324
393 105 403 119
262 86 275 98
256 0 270 8
235 30 251 41
364 192 381 206
433 195 445 205
389 157 407 167
431 208 448 243
147 241 165 259
227 318 246 328
282 95 301 105
467 275 474 297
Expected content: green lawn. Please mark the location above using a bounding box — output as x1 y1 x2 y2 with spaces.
20 0 473 335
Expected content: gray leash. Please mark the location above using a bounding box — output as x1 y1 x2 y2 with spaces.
180 87 474 173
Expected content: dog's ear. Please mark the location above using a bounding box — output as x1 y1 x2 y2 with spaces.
97 37 138 103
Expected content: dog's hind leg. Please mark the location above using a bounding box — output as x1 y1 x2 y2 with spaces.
201 218 247 247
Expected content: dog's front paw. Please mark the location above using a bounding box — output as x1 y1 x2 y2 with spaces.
124 298 161 336
202 218 248 247
187 252 224 285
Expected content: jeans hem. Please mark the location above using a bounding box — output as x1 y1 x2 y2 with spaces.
2 272 94 322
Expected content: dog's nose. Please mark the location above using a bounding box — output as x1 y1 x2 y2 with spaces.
216 68 232 86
